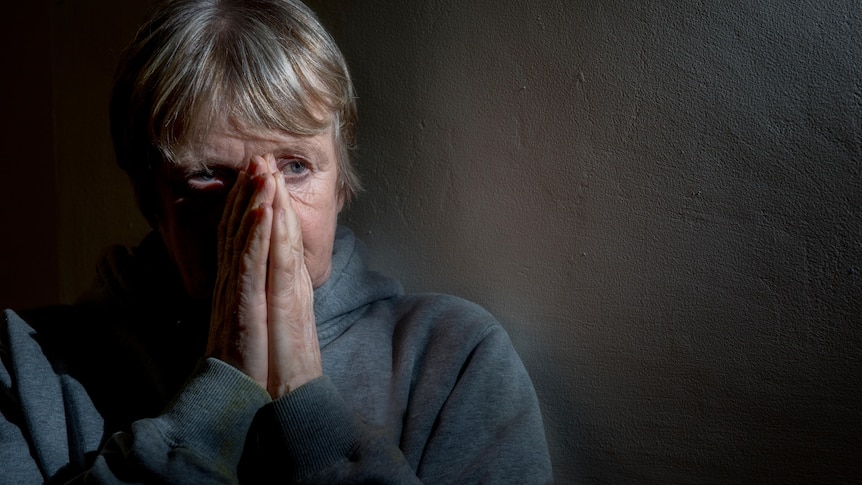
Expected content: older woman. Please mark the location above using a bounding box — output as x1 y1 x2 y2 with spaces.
1 0 552 483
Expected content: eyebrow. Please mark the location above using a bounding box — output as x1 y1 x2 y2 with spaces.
254 132 334 169
174 136 333 174
289 141 330 167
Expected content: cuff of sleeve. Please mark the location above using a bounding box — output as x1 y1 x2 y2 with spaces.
160 358 271 461
269 375 360 478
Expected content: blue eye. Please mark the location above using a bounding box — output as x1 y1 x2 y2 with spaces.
281 160 308 176
187 167 227 192
195 170 216 181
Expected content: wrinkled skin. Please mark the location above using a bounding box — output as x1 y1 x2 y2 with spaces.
153 119 342 397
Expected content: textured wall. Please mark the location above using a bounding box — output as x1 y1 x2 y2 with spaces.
309 0 862 482
2 0 860 483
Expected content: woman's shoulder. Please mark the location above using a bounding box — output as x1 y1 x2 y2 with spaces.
386 292 508 354
5 304 100 344
395 292 496 324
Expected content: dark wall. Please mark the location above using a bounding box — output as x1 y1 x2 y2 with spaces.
0 2 59 310
307 0 862 482
2 1 154 307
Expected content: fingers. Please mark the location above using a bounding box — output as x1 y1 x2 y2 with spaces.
221 201 273 384
206 156 277 387
269 155 305 278
228 168 275 290
219 157 270 266
217 170 245 265
266 154 322 397
209 153 322 395
238 197 272 299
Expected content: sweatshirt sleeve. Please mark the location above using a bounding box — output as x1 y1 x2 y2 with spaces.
241 376 422 484
240 307 552 484
413 322 554 483
0 319 44 483
78 358 271 484
1 309 271 484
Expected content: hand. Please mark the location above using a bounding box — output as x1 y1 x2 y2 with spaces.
206 154 322 399
207 156 274 388
265 153 322 398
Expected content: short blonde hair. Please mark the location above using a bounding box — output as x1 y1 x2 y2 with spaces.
110 0 360 225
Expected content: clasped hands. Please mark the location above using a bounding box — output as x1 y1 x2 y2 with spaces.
206 154 322 399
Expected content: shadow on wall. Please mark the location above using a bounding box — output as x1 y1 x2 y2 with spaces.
310 0 862 483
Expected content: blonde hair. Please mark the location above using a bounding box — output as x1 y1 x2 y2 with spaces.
110 0 360 224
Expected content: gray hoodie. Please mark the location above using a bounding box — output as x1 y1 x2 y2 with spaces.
0 226 552 483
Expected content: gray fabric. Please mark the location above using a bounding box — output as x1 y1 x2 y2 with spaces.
0 226 552 483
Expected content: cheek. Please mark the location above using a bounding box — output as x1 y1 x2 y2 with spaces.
157 192 227 298
293 197 339 287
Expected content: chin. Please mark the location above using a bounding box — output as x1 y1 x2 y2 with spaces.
311 266 332 289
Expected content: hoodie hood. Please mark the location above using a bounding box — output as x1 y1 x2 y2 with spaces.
313 226 404 347
78 226 403 347
76 231 187 308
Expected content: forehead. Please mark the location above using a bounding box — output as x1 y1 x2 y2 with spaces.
176 116 335 168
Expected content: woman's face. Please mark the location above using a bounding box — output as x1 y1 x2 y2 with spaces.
153 117 343 300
